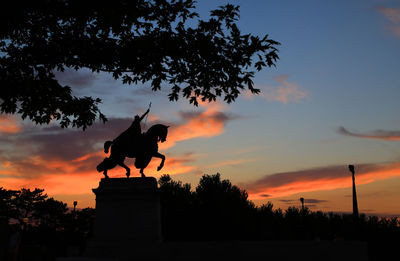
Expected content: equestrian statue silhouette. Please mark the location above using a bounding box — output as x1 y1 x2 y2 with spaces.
96 107 169 178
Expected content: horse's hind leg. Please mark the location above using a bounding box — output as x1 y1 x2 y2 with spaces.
118 162 131 178
97 157 115 179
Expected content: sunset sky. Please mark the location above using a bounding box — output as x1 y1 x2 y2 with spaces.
1 0 400 216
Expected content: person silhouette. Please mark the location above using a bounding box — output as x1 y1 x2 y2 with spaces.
112 108 150 153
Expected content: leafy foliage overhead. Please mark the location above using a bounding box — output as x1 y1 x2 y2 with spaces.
0 0 280 129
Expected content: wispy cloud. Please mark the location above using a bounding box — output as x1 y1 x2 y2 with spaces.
338 126 400 141
264 75 308 104
0 115 21 133
277 198 328 208
378 6 400 38
245 75 308 104
379 7 400 24
54 68 98 89
144 152 197 176
159 102 239 149
208 159 256 168
305 199 329 204
246 162 400 199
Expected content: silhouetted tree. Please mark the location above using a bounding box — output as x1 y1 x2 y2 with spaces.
251 202 281 240
74 207 96 238
158 174 195 240
61 207 96 256
33 197 68 229
13 188 47 228
195 173 254 239
1 0 280 129
0 187 18 225
1 187 68 230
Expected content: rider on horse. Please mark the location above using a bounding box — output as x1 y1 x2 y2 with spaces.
98 122 168 178
104 108 149 154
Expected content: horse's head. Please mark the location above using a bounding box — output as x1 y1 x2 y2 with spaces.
157 125 168 143
146 124 169 143
159 126 168 143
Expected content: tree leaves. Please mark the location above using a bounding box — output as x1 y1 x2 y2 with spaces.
1 0 279 128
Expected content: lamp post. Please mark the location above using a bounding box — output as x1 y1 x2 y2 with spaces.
348 165 359 221
300 197 305 211
73 201 78 219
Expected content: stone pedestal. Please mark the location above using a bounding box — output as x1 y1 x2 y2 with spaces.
85 177 162 259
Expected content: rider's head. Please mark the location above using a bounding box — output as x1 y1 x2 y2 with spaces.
134 115 140 121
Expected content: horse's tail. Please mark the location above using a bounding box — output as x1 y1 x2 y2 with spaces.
104 140 113 153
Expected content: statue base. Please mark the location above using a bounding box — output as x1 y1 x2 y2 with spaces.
85 177 162 259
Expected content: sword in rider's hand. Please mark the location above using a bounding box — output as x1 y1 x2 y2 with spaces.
143 102 151 131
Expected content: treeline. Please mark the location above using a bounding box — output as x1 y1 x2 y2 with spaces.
0 188 94 260
159 174 400 242
159 174 399 260
0 174 399 260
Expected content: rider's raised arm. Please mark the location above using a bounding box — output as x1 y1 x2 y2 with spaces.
139 108 150 121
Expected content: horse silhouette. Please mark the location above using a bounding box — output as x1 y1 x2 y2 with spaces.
96 124 169 178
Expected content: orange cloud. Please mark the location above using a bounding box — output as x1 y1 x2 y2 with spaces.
208 159 255 168
144 153 196 176
265 75 308 104
378 6 400 38
243 75 307 104
379 7 400 23
247 162 400 200
0 172 99 196
72 151 105 162
159 102 237 150
0 115 21 133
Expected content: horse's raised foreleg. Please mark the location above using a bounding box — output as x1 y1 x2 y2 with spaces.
118 161 131 178
103 170 109 179
153 152 165 171
140 168 146 178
